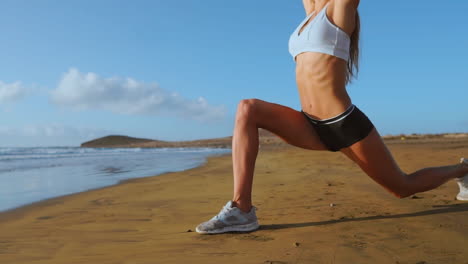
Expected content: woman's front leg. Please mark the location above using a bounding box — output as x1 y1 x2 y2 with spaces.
231 98 328 212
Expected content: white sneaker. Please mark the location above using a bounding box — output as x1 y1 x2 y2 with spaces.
195 201 259 234
456 158 468 201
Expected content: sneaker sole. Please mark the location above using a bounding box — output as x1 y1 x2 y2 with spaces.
195 221 259 234
456 158 468 201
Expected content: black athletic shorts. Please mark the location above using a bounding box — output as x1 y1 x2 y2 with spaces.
301 105 374 152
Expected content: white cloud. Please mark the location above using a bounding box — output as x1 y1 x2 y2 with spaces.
50 68 226 122
22 124 67 137
0 81 28 103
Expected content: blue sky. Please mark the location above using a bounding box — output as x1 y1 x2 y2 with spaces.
0 0 467 147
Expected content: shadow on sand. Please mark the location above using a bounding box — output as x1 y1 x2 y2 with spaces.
260 203 468 231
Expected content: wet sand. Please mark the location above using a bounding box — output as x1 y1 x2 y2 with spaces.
1 137 467 264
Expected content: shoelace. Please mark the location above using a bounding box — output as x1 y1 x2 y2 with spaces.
215 205 233 220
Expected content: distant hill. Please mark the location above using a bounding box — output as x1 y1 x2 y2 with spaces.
80 135 235 148
80 135 156 147
80 129 280 148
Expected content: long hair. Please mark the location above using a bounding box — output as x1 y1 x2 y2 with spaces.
346 10 360 85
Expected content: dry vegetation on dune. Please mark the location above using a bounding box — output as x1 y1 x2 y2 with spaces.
80 129 283 148
81 131 468 148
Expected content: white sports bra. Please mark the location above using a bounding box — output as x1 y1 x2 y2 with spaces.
288 2 350 62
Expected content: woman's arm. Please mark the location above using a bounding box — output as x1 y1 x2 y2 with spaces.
302 0 315 16
338 0 360 9
332 0 360 36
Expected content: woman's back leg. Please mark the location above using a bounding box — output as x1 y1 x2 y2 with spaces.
340 128 468 198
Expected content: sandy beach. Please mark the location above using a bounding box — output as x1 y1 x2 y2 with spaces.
1 136 467 264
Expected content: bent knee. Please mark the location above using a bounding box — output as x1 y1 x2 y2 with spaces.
392 189 413 199
236 99 261 123
374 172 415 199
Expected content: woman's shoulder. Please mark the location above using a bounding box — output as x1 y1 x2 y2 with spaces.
302 0 315 16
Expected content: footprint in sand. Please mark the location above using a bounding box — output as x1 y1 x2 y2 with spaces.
36 215 53 220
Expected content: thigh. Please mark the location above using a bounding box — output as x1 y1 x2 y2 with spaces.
249 99 328 151
340 128 407 192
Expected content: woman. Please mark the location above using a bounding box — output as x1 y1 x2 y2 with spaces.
195 0 468 234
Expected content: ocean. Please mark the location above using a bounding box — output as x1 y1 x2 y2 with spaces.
0 146 231 212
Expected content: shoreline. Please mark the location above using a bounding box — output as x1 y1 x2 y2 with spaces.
1 138 467 263
0 150 232 217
